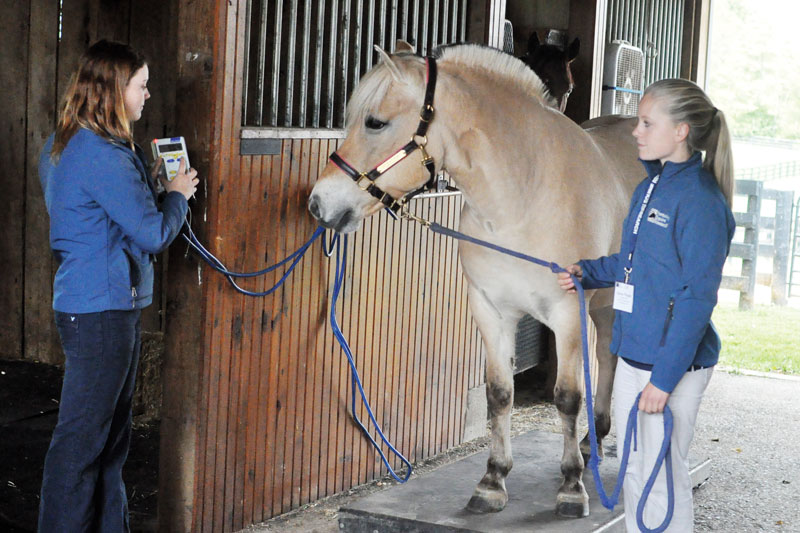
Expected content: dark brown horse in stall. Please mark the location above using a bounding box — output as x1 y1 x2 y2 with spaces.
521 32 580 112
308 42 640 518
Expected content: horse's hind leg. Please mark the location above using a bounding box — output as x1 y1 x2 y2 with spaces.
465 286 519 513
551 302 591 518
581 305 617 463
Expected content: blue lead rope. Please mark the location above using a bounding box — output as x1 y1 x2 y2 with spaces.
184 222 412 481
181 223 325 296
327 233 413 483
427 222 674 532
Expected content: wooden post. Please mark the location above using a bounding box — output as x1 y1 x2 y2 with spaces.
771 190 794 306
24 0 61 363
158 0 220 530
738 180 762 310
0 2 30 359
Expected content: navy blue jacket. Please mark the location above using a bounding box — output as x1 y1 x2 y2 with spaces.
39 128 188 313
579 152 735 393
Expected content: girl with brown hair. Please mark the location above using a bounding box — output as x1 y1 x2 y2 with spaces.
38 40 198 532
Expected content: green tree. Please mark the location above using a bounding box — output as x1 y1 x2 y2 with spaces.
706 0 800 140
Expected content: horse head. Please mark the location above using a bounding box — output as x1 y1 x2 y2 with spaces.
522 32 579 113
308 43 439 233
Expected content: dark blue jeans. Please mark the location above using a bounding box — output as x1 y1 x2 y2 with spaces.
38 309 141 533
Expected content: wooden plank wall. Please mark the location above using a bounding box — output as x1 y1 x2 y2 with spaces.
166 2 485 531
192 140 483 532
0 0 178 362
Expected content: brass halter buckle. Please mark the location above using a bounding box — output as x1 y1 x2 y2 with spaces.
355 173 373 191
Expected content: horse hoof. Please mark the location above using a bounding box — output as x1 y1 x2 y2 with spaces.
556 493 590 518
466 489 507 513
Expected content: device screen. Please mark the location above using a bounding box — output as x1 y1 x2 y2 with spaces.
160 143 184 153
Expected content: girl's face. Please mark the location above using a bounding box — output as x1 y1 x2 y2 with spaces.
632 94 689 165
124 65 150 122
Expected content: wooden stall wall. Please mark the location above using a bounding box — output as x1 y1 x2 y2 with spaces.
158 2 486 531
0 0 177 363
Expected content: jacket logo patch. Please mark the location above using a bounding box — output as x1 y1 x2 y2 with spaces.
646 208 670 228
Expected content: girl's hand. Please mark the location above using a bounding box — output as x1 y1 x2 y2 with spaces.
557 264 583 293
639 382 670 414
162 157 199 200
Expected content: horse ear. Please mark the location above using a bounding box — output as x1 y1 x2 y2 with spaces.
567 37 580 62
374 44 406 83
394 40 415 54
528 32 540 53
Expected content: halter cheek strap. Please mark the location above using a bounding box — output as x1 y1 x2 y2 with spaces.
328 56 439 214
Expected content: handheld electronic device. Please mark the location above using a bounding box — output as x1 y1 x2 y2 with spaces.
151 137 190 181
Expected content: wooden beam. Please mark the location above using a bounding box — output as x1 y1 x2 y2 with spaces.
157 0 220 530
0 1 30 359
24 0 61 363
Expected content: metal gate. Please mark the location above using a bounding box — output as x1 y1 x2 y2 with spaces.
243 0 468 129
605 0 685 87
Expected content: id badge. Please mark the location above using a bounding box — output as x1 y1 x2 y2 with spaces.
613 282 634 313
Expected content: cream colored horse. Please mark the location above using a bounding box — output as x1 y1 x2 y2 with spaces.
308 42 642 518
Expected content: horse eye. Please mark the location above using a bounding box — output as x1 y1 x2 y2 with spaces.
365 115 388 130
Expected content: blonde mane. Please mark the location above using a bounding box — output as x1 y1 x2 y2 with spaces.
346 44 551 128
435 44 551 104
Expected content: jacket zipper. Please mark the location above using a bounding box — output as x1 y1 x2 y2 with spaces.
659 297 675 347
131 286 137 308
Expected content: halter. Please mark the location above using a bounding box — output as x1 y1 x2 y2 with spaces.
329 57 439 215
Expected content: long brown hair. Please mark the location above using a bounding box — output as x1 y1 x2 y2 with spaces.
51 40 146 159
643 78 734 208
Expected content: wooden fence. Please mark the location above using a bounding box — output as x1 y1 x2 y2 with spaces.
721 180 795 309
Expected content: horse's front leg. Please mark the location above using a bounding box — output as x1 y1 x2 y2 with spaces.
580 304 617 462
551 299 592 518
465 286 520 513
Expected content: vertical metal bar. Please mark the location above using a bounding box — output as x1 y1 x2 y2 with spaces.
431 0 440 49
242 0 253 124
631 0 640 50
401 0 409 41
285 0 299 126
450 0 457 43
412 0 420 50
366 0 375 69
313 0 326 127
606 0 619 42
378 0 387 51
353 0 364 89
390 0 398 49
326 0 339 128
441 0 449 46
339 0 351 127
665 0 674 78
421 0 429 55
299 0 312 126
255 0 269 125
270 1 283 126
675 0 685 76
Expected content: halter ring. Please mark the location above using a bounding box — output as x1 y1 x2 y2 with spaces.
356 173 373 191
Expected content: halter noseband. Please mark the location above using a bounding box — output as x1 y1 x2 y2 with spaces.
329 57 439 215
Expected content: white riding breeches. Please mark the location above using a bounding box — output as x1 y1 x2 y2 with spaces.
613 357 713 533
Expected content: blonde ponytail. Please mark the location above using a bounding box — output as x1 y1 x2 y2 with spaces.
643 79 734 208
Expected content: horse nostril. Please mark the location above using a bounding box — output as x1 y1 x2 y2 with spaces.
308 196 321 220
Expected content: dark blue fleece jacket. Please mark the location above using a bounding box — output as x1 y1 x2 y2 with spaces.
39 128 188 313
579 152 735 393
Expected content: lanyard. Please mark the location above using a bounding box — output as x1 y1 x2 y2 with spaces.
624 174 660 283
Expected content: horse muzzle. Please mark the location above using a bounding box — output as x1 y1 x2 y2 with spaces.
307 191 361 234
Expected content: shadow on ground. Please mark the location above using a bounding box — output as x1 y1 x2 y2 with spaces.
0 359 159 532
